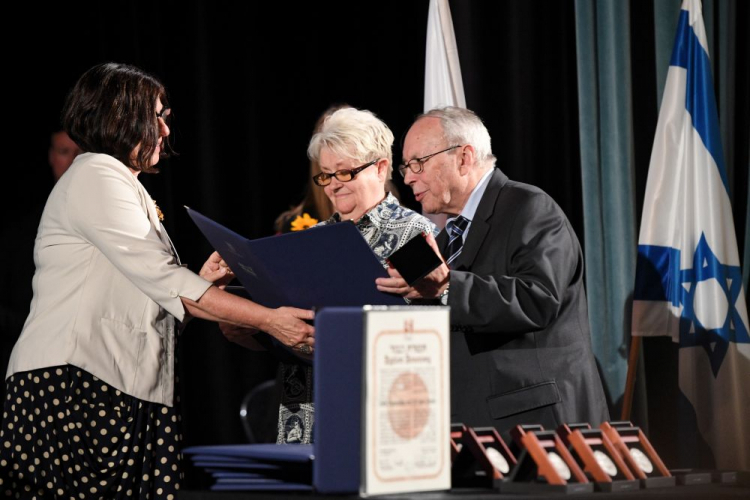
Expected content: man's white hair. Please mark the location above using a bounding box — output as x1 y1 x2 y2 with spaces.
421 106 496 169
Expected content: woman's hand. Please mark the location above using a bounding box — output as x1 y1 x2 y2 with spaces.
182 289 315 350
263 307 315 348
199 251 235 288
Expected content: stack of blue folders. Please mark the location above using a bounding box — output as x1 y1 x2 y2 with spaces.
182 444 314 492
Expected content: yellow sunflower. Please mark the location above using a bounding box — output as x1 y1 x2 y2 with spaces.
153 200 164 221
290 213 318 231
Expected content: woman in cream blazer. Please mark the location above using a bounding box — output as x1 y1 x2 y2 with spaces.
1 63 314 498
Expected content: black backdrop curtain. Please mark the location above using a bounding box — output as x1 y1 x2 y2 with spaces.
2 0 747 488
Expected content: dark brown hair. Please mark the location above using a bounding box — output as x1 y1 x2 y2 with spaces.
62 62 172 172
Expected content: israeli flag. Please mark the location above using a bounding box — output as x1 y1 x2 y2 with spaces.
632 0 749 470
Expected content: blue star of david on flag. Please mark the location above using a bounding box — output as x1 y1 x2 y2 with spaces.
678 234 749 376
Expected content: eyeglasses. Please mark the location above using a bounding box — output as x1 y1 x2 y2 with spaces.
156 107 172 125
398 145 460 177
312 159 379 187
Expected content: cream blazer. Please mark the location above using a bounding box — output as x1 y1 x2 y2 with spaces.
6 153 212 406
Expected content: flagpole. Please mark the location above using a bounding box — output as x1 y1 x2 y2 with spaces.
621 336 641 420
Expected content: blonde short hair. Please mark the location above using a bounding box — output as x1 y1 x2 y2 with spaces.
307 107 394 179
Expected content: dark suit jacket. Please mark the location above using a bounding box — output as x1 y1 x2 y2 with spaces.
441 169 609 440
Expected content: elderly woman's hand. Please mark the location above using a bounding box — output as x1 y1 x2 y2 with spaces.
263 307 315 348
200 251 235 288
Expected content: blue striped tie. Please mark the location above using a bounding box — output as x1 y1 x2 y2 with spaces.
444 216 470 268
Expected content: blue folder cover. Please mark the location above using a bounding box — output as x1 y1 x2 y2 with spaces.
210 483 313 492
183 443 313 464
211 471 270 479
186 207 403 309
194 461 279 470
214 478 286 484
313 307 365 494
213 477 314 485
190 453 269 464
205 463 312 483
185 444 315 491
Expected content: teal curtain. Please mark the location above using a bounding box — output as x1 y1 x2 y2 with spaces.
574 0 637 416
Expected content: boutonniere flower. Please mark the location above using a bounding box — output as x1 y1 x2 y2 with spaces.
153 200 165 222
290 213 318 231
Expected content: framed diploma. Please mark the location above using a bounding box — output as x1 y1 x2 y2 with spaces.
361 306 451 496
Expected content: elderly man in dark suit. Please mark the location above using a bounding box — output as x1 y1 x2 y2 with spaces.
377 106 609 440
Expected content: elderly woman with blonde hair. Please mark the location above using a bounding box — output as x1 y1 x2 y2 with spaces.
277 107 437 444
221 107 436 444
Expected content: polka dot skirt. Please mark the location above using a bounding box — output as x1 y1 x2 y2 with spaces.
0 366 183 499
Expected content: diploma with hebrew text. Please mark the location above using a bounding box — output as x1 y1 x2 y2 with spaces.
362 306 451 496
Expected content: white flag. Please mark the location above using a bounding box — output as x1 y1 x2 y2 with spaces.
424 0 465 111
423 0 466 228
632 0 749 470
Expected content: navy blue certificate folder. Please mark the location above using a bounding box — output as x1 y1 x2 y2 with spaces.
183 444 314 491
183 444 313 463
186 207 403 309
313 307 365 494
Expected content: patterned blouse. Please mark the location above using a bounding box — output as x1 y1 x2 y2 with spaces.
321 192 438 266
277 192 437 444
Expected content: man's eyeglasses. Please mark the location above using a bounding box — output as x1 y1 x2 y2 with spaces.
312 159 379 187
156 107 172 125
398 145 460 177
